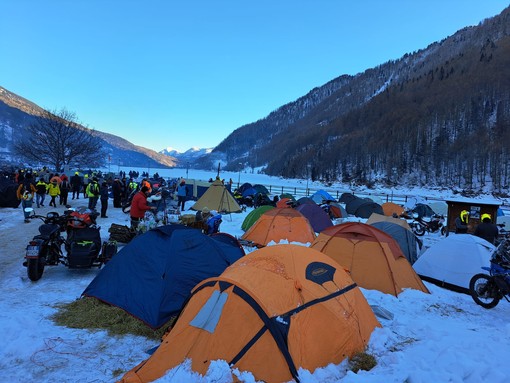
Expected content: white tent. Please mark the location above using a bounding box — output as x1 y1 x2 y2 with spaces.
413 234 495 293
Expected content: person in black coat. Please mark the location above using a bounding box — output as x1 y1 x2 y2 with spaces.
112 178 123 208
474 213 499 244
71 172 82 200
99 182 109 218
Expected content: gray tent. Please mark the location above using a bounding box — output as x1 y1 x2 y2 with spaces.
370 221 421 264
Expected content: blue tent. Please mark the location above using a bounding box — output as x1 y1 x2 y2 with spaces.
82 225 244 328
311 190 336 204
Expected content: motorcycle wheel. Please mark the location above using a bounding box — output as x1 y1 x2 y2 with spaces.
412 225 426 236
27 258 45 281
469 273 501 309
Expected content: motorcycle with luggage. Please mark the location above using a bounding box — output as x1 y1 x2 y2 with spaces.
23 208 117 281
408 213 446 236
469 237 510 309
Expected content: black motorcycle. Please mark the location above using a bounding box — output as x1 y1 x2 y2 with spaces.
23 209 110 281
469 238 510 309
408 213 446 236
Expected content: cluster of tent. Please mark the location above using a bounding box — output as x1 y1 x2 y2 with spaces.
66 180 506 381
80 185 442 382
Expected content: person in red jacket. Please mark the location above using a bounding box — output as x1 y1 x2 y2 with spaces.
130 186 156 229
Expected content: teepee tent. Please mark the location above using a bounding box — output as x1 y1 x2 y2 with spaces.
311 222 429 296
119 245 380 383
191 179 241 213
241 208 316 246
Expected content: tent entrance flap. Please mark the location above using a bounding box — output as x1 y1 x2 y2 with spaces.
189 290 228 333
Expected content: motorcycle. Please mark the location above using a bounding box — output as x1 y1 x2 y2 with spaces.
469 238 510 309
408 213 446 236
23 208 112 282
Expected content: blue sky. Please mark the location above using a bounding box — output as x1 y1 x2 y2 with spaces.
1 1 508 153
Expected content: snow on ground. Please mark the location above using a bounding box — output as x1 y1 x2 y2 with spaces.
1 168 509 383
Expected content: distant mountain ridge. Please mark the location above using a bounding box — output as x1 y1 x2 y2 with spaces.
0 86 177 169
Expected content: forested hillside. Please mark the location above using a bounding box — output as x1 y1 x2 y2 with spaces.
214 6 510 192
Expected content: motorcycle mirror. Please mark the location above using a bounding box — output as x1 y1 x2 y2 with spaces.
24 207 34 214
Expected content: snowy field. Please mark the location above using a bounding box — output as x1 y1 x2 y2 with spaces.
1 168 509 383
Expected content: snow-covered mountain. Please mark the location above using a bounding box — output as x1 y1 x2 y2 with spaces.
160 146 213 162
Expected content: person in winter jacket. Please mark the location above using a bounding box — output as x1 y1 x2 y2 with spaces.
112 178 123 208
35 178 47 208
71 172 82 199
99 181 109 218
86 178 100 210
474 213 499 244
130 186 156 229
17 173 36 222
455 210 469 234
46 179 60 208
59 175 70 206
176 179 187 211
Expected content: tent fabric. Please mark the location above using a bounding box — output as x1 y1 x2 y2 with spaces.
345 197 384 218
252 184 269 195
276 197 293 208
241 205 275 231
413 234 495 293
119 245 380 383
311 222 429 296
381 202 405 217
280 193 296 201
339 192 357 204
296 196 316 205
237 182 253 195
326 201 348 219
191 179 241 213
82 225 244 328
241 208 316 246
370 221 421 265
429 201 448 216
366 212 412 230
311 190 335 204
295 203 333 233
411 203 435 218
241 187 258 198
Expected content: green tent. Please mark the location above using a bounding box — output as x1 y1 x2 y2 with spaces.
241 205 275 231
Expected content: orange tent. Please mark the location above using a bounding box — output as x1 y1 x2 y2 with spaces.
241 208 316 246
311 222 429 296
119 245 380 383
276 197 293 208
381 202 405 217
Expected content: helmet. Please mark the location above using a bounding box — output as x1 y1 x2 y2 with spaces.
460 210 469 222
481 213 491 222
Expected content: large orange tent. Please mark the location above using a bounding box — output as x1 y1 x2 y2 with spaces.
311 222 429 296
119 245 380 383
241 207 316 246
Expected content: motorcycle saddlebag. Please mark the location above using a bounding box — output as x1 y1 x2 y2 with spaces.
66 227 102 268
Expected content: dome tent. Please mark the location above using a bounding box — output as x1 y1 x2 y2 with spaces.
413 234 495 293
82 225 244 328
119 245 380 383
311 222 429 296
241 208 316 246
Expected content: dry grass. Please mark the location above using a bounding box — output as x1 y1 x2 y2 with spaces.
349 351 377 373
51 297 174 340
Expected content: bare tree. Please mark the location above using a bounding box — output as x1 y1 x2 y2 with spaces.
14 108 105 171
